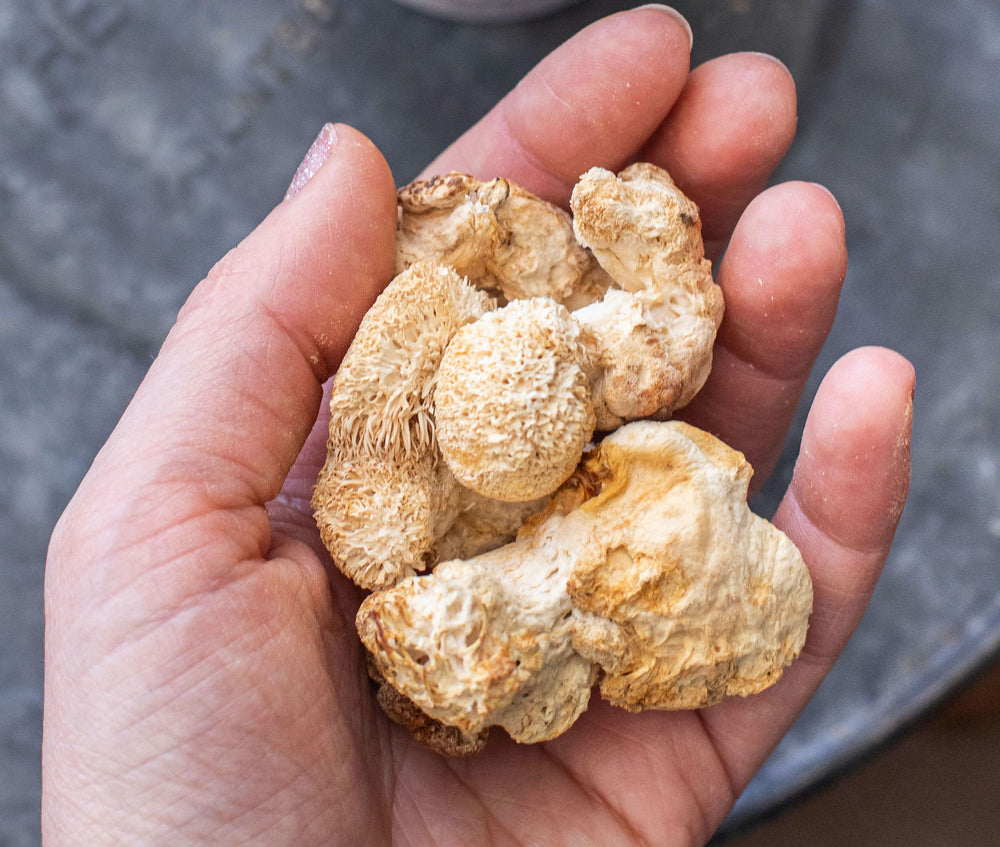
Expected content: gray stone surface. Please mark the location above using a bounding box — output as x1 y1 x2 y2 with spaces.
731 0 1000 830
1 0 998 843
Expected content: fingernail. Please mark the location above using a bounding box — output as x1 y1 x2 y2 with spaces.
807 182 844 215
285 123 339 200
746 50 795 82
633 5 693 49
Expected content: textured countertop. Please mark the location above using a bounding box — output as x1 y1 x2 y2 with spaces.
2 1 998 843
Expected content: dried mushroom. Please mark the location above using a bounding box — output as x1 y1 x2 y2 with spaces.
571 164 724 428
314 163 727 590
357 422 812 749
312 260 542 589
395 171 614 309
434 297 598 502
312 162 812 753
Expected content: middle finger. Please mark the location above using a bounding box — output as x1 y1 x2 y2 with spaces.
678 180 848 489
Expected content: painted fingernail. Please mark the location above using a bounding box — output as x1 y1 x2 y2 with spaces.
285 123 339 200
633 5 693 49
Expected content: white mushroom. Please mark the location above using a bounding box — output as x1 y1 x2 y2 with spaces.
396 172 614 309
430 163 724 495
434 297 598 502
570 163 724 428
358 421 813 750
312 260 540 590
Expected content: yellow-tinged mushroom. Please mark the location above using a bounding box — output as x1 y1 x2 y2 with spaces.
434 297 597 502
311 260 545 590
570 163 724 428
358 421 813 751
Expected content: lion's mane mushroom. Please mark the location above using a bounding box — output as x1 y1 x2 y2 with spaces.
312 260 546 590
395 171 615 309
570 163 725 429
429 163 723 498
315 163 726 590
357 420 813 751
434 297 598 502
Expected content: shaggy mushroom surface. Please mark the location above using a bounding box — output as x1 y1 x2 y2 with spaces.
311 163 812 752
357 422 812 749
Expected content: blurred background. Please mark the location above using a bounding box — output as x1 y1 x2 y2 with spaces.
2 1 998 844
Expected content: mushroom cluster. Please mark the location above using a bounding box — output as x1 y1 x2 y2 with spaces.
312 163 812 754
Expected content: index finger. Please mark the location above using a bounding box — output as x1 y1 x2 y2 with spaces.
422 9 798 246
420 6 693 205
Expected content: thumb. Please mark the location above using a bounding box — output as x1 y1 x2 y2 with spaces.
51 124 398 589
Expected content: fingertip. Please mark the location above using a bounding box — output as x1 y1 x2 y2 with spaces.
643 51 798 239
735 180 846 286
823 345 916 483
825 345 916 395
330 123 398 200
804 180 844 220
743 51 796 94
717 51 799 169
270 123 399 369
716 180 847 380
631 5 694 52
791 346 915 554
287 123 398 228
808 346 916 445
422 8 693 204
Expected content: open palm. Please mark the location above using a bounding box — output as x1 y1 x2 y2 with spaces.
43 9 914 846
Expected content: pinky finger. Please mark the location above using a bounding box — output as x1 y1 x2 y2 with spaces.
697 346 914 790
776 346 915 666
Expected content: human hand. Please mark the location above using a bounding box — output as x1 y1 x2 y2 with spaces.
43 8 914 845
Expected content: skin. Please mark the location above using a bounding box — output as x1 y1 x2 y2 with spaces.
43 8 914 846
